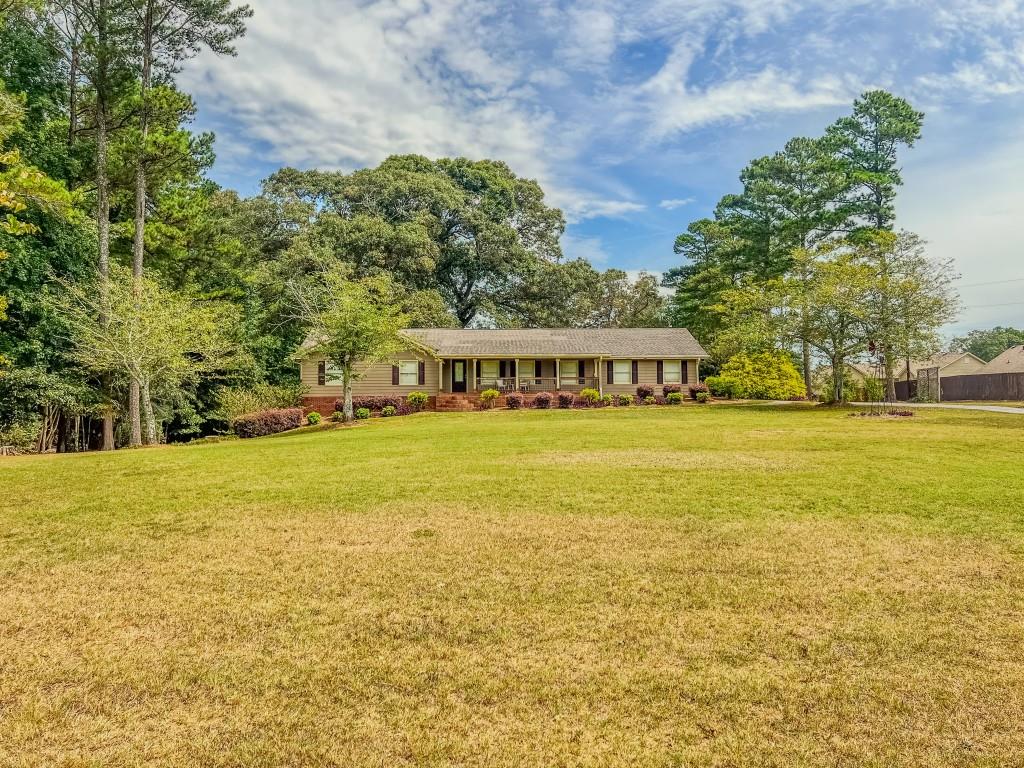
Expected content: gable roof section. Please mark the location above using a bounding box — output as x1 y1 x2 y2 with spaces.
898 352 985 375
400 328 708 358
982 345 1024 374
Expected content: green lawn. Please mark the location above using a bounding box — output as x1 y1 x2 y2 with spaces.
2 405 1023 766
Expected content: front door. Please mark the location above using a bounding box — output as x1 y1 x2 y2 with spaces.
452 359 467 392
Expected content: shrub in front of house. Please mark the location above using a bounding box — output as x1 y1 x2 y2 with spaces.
578 388 600 406
662 384 682 397
643 395 657 405
341 396 402 413
556 391 575 408
666 391 684 405
306 411 322 425
218 383 308 423
330 411 345 423
480 389 501 409
506 392 524 409
233 408 305 439
407 391 429 411
599 394 614 407
696 391 711 403
354 407 371 420
616 393 634 406
636 384 654 400
704 375 737 399
688 382 710 400
381 405 397 417
533 392 553 409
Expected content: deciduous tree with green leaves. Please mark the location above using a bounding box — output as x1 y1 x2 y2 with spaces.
291 270 408 421
952 326 1024 362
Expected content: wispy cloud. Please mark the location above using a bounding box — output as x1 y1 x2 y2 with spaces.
659 197 695 210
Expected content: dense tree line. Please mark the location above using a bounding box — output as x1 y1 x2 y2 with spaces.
0 1 665 451
663 90 960 401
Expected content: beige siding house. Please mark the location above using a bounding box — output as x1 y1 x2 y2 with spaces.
300 328 708 412
981 345 1024 374
893 352 987 381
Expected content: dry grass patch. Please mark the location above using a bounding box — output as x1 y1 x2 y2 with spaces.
1 405 1023 766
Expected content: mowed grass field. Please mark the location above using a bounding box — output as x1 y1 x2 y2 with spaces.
2 405 1023 767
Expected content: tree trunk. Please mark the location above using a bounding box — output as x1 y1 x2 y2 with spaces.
127 3 154 447
832 355 844 403
96 0 115 451
802 339 812 397
142 377 157 445
343 366 354 421
68 28 78 148
128 378 142 446
884 354 896 402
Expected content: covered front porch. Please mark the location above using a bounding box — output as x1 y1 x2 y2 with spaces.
438 357 602 394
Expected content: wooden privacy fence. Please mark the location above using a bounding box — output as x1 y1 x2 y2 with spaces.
938 371 1024 401
895 371 1024 401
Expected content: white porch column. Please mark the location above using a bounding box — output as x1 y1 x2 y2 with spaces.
555 358 560 390
438 360 444 392
471 358 476 392
597 357 603 396
514 358 519 391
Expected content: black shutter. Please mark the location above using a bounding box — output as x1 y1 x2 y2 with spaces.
418 361 426 385
392 365 399 385
510 360 517 377
682 361 688 384
499 360 507 378
656 360 664 385
476 360 481 378
535 360 542 378
607 360 614 384
631 360 638 385
318 361 326 386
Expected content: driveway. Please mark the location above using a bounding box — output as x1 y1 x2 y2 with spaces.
851 402 1024 415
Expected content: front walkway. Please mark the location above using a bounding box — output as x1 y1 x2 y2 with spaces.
852 402 1024 415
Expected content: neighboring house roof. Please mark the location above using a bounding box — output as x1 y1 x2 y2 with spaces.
982 345 1024 374
398 328 708 358
896 352 985 376
846 361 876 379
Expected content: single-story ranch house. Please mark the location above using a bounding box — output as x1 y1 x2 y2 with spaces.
301 328 708 413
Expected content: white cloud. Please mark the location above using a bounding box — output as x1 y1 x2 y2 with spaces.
659 197 695 210
562 234 611 264
563 198 646 222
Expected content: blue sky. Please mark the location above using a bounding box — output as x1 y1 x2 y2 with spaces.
181 0 1024 335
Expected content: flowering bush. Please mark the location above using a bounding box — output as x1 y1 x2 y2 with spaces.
662 384 682 397
636 385 654 400
708 352 805 400
480 389 501 409
688 382 710 400
233 408 305 439
533 392 553 409
506 392 524 409
578 388 600 406
556 391 575 408
666 391 684 405
407 391 429 411
340 396 403 413
381 405 397 417
354 407 371 420
616 393 634 406
306 411 322 425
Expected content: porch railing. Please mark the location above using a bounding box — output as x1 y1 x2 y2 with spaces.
476 376 600 393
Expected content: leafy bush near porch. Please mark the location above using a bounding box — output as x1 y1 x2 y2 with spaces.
506 393 524 409
708 352 804 401
340 396 402 413
480 389 501 409
306 412 322 425
533 392 553 409
233 408 305 439
666 392 684 404
599 394 614 407
662 384 682 397
636 385 654 400
381 405 397 417
688 382 710 400
579 388 600 406
219 383 307 423
696 391 711 403
642 395 657 405
616 394 634 406
407 391 429 411
354 408 371 420
556 392 575 408
330 411 345 423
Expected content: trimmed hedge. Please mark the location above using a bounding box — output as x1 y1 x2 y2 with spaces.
688 382 710 400
506 392 525 409
337 396 403 413
662 384 682 397
533 392 553 409
233 408 304 439
556 391 575 408
636 385 654 400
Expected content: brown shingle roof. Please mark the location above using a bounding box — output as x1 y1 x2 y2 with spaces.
982 345 1024 374
399 328 708 358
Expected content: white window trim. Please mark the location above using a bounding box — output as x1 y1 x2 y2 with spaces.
663 360 682 383
325 364 345 385
399 360 419 386
612 359 631 384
